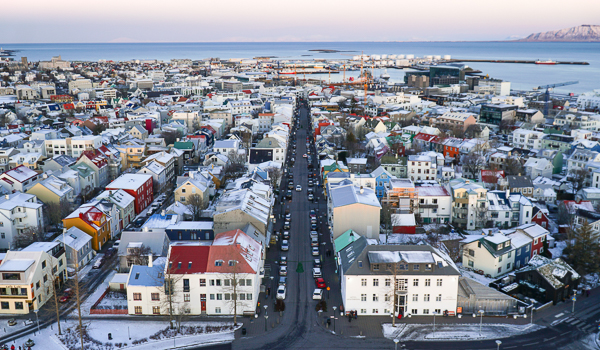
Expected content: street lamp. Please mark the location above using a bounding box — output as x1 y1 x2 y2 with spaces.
394 338 399 350
496 340 502 350
265 314 269 332
33 309 40 333
270 276 274 299
478 310 484 336
432 311 438 336
530 307 534 325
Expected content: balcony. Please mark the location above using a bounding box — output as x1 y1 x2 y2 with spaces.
13 212 27 219
420 204 438 209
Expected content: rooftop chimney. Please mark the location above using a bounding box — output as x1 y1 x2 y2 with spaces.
162 210 166 216
4 194 9 200
360 186 364 194
148 253 153 267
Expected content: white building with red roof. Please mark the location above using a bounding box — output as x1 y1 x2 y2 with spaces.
0 165 41 193
106 174 153 214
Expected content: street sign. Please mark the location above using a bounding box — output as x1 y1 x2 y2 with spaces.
572 297 576 302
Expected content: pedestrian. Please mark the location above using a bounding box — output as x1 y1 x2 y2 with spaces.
586 289 590 297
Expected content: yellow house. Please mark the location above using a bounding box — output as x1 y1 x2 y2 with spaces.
27 175 74 205
63 206 110 251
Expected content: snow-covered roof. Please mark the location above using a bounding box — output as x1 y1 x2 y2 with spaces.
53 227 92 251
0 259 35 272
107 174 152 190
330 184 381 208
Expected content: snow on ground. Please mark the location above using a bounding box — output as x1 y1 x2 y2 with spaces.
97 291 128 308
382 323 543 341
550 241 567 259
77 270 116 317
458 264 497 286
380 230 462 245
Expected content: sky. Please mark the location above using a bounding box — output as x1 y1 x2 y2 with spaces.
1 0 599 43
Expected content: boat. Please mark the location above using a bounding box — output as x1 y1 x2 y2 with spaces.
380 70 390 80
535 60 557 65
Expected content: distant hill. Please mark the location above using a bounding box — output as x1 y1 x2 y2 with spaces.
518 24 600 42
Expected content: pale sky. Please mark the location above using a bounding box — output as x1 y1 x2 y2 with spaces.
1 0 599 43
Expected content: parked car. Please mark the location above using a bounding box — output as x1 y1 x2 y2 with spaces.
92 254 105 269
281 240 289 251
312 289 323 300
308 194 314 201
59 288 73 303
312 267 322 278
280 266 288 276
310 231 318 239
283 231 290 239
286 191 293 199
276 285 287 299
285 213 292 221
106 247 116 257
280 256 287 265
315 278 326 289
311 237 319 247
312 247 319 256
313 258 322 268
303 154 307 158
279 276 287 286
296 185 302 192
308 180 313 187
311 223 317 231
284 221 291 230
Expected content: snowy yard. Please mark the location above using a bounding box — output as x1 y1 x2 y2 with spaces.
382 323 543 341
97 291 128 309
550 240 567 259
457 264 497 286
77 270 116 317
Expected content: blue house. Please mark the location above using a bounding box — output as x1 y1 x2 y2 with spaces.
506 230 532 270
165 221 214 241
371 166 396 199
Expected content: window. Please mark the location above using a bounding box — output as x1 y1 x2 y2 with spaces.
42 261 46 269
215 307 221 314
228 260 236 266
224 279 230 287
200 279 206 287
413 279 419 287
240 279 246 286
411 309 418 315
468 249 475 257
134 306 142 315
526 245 530 252
372 294 378 302
507 263 511 270
373 279 379 287
385 279 391 287
425 264 432 271
361 294 367 302
151 293 159 301
436 279 442 287
424 294 430 302
372 309 379 314
133 293 142 301
413 264 420 271
425 279 431 287
216 294 222 300
412 294 418 302
246 279 252 286
152 306 160 315
361 278 367 286
498 267 502 273
210 294 215 300
423 309 429 315
372 264 379 271
216 280 221 286
215 260 223 266
183 279 190 292
499 255 503 262
247 293 252 300
436 294 442 302
184 294 190 302
240 294 246 301
210 280 215 286
0 302 8 310
225 293 230 301
385 294 391 302
508 251 512 258
358 261 363 268
435 309 441 314
36 281 40 290
2 273 20 280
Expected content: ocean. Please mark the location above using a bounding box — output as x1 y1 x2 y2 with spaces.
3 42 600 94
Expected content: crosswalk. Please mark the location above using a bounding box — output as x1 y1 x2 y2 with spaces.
562 316 598 333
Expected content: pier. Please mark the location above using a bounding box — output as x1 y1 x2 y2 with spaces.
447 59 589 65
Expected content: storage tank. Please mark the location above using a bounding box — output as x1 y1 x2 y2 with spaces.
381 54 388 59
443 55 451 60
389 54 397 59
433 55 441 60
406 54 414 59
352 55 361 61
371 55 381 60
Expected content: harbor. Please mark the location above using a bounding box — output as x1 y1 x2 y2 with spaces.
448 58 590 65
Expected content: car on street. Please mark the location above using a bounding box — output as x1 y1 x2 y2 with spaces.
280 266 288 276
288 173 293 179
283 231 290 239
296 185 302 192
279 276 287 286
308 194 314 201
308 180 313 187
286 191 292 199
303 154 307 158
59 288 73 303
92 254 105 269
315 278 326 289
311 223 317 231
312 267 322 278
312 289 323 300
312 246 319 256
311 237 319 247
310 216 317 224
313 258 322 268
310 210 316 217
285 213 292 221
277 285 287 299
281 240 289 251
288 182 294 189
106 247 116 257
310 231 318 239
284 221 290 229
280 256 287 265
308 173 312 178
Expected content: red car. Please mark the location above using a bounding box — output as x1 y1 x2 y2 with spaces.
315 278 326 289
59 288 73 303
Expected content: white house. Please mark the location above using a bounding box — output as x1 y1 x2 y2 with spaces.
461 232 516 278
0 193 44 250
328 183 381 239
416 185 452 224
339 241 460 317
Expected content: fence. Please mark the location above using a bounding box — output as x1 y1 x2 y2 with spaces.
90 287 128 315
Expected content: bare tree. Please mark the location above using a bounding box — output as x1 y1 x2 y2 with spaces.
218 260 249 326
266 167 283 189
499 118 515 134
186 194 204 221
40 254 64 335
224 150 247 174
569 168 588 195
126 245 153 267
161 130 182 146
12 227 40 249
45 199 72 232
504 157 524 176
461 150 486 180
474 202 489 229
161 257 185 330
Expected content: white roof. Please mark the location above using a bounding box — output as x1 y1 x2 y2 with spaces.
0 259 35 272
107 174 152 190
53 227 92 251
330 184 381 208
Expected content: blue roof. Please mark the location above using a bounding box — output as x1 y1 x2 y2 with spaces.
127 264 164 287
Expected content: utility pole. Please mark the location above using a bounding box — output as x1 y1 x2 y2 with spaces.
74 251 84 350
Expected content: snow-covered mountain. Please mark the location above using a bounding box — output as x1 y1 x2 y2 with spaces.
519 24 600 42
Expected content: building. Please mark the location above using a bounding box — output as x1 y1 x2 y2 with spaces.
77 149 109 188
486 190 533 228
138 161 167 193
0 165 41 193
0 193 44 250
53 227 94 270
165 221 215 241
26 175 75 205
339 243 460 317
514 255 580 305
507 175 534 198
460 232 515 278
434 112 477 132
95 190 136 231
63 206 110 251
0 242 66 314
407 155 436 182
117 230 170 273
479 104 518 126
523 158 553 179
328 184 381 239
106 174 154 215
509 129 545 150
416 185 452 224
449 179 488 230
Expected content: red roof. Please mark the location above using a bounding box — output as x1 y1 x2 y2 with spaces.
168 245 210 274
413 133 439 143
80 149 108 168
480 169 505 184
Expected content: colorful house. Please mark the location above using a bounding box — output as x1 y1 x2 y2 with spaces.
63 206 111 251
106 174 154 215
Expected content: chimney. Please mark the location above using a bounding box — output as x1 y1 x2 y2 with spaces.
148 253 153 267
4 194 9 200
162 210 166 216
63 228 67 233
43 173 48 179
143 226 149 232
360 186 364 194
506 189 510 198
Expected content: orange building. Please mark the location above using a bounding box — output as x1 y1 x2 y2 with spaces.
63 206 110 251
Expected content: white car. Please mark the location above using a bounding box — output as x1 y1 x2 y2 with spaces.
312 289 323 300
296 185 302 192
277 285 287 300
280 266 288 276
312 246 319 256
281 240 289 251
312 267 322 278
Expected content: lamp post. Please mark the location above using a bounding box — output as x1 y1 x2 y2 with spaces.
33 309 40 333
572 294 576 313
332 305 338 333
478 310 484 336
265 315 269 331
496 340 502 350
394 338 399 350
270 276 274 299
530 307 534 325
432 311 437 336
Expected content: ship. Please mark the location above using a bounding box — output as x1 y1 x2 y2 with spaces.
535 60 557 65
380 70 391 80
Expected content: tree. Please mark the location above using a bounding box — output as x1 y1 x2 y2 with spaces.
461 150 486 180
125 244 152 269
218 260 250 326
564 221 600 275
225 150 247 174
474 202 489 229
266 167 283 189
45 200 72 232
569 168 588 195
39 255 65 335
499 118 515 134
464 124 481 139
161 257 185 330
504 157 524 176
344 132 359 156
161 130 182 146
12 227 40 249
186 194 204 221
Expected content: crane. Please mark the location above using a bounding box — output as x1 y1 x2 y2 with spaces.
534 81 578 116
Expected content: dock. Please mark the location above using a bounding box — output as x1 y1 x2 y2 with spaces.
447 59 589 65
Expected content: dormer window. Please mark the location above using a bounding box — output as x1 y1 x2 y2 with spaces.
215 260 223 266
177 262 182 269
